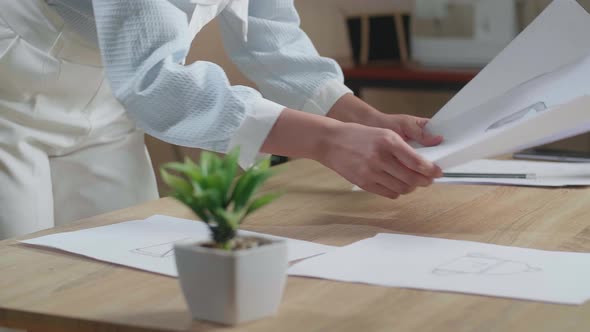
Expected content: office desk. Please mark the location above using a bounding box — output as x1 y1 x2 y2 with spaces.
343 64 479 97
1 159 590 332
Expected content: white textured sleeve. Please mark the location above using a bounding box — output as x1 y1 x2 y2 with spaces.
91 0 284 167
218 0 353 117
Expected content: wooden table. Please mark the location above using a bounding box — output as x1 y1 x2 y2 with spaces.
2 159 590 332
343 64 479 97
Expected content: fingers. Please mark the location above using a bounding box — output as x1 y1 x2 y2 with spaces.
360 140 435 198
421 134 444 147
374 171 417 195
358 182 400 200
389 137 443 178
380 154 432 187
333 124 442 200
356 166 428 199
401 116 443 147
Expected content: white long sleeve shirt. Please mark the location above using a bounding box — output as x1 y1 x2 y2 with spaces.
47 0 352 167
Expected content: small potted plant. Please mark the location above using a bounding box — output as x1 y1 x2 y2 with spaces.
160 148 285 325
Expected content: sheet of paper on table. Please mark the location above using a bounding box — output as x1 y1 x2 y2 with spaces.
288 233 590 305
21 215 334 277
437 159 590 187
414 0 590 169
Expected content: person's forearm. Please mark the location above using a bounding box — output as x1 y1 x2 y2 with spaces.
260 108 341 161
326 93 382 126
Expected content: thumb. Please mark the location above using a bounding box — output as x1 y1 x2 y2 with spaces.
402 117 443 147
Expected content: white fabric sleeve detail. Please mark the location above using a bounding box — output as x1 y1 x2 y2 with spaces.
228 98 285 169
218 0 351 114
301 79 353 116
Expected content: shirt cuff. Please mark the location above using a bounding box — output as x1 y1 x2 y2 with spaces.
301 79 353 116
228 98 285 169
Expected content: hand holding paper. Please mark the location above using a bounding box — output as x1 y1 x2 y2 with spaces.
321 122 441 199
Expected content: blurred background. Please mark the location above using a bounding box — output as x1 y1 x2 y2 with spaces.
147 0 590 194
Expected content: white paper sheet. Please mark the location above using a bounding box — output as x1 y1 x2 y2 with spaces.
21 215 334 277
413 0 590 169
437 159 590 187
431 0 590 123
288 233 590 304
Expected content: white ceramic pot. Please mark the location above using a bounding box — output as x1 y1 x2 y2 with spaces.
174 238 288 325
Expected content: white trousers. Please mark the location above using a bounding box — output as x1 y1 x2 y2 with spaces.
0 1 159 239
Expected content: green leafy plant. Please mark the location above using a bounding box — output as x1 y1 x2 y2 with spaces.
160 147 280 251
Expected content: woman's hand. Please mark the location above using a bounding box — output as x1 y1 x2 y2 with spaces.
327 93 443 147
261 108 441 199
368 113 444 147
318 122 442 199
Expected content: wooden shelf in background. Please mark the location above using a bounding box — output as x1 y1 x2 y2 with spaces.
343 63 479 97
